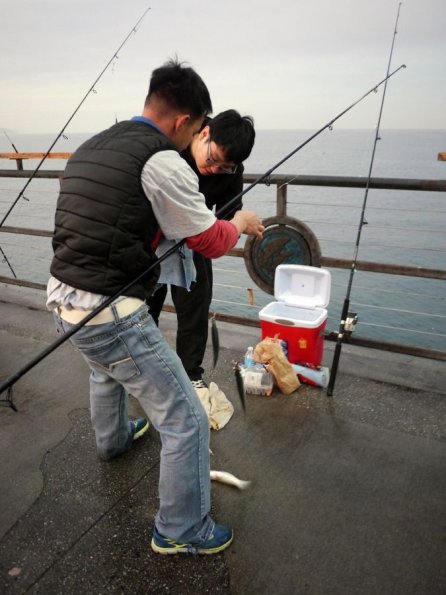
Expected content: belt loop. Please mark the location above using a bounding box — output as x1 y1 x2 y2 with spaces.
111 303 120 323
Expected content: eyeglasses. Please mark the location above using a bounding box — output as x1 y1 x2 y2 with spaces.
206 139 238 174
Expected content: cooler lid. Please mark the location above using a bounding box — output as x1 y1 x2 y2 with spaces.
274 264 331 309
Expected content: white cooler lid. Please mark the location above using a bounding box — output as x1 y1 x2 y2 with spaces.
274 264 331 309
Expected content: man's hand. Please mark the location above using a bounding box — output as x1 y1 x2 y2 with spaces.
231 210 265 239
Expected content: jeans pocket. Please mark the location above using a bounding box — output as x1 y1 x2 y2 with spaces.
76 335 141 382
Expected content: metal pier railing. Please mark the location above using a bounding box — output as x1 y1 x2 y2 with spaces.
1 168 445 361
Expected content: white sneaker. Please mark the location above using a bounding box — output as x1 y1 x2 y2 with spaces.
191 379 208 390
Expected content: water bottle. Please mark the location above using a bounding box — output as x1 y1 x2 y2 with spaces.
244 346 255 367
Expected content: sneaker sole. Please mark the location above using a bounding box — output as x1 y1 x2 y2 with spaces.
133 420 149 440
150 534 233 555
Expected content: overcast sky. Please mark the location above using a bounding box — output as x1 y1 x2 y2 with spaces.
1 0 445 134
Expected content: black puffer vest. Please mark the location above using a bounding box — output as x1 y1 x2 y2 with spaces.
50 120 176 300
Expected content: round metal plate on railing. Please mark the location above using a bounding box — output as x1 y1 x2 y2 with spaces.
243 216 321 295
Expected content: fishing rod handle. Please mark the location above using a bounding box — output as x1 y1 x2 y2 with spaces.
326 297 350 396
326 341 342 397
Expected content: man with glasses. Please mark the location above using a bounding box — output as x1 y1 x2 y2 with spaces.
148 110 255 394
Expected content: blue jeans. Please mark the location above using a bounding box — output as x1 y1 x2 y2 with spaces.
53 304 214 543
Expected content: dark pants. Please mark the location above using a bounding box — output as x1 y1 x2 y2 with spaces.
148 252 213 381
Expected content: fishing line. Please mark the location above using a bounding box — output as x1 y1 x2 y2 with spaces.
0 66 406 397
0 132 19 277
0 5 151 230
217 64 405 221
0 246 16 278
327 2 404 396
0 236 17 278
3 130 19 154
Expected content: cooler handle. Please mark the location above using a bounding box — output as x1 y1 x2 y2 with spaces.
273 318 295 326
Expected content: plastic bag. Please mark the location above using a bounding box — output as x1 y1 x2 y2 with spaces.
253 337 300 395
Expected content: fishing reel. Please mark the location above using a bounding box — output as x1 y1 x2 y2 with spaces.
344 312 358 337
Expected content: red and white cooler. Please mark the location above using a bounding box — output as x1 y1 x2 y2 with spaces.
258 265 331 366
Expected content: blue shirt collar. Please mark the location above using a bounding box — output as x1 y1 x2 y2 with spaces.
131 116 162 133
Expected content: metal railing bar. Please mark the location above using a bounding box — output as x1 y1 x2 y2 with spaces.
209 299 446 335
320 257 446 279
285 200 446 214
0 276 46 290
223 249 446 279
351 302 446 318
212 281 446 309
212 267 247 275
0 169 444 362
320 239 446 252
290 220 446 234
2 216 443 236
213 282 258 291
0 170 63 179
243 173 446 192
0 226 52 237
2 169 446 192
349 286 446 302
208 306 446 339
210 297 446 326
323 332 446 361
354 320 446 338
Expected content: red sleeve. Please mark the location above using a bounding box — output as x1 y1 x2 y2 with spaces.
186 220 239 258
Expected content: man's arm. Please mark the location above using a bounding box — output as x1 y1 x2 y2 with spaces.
185 220 238 258
141 151 263 257
186 208 263 258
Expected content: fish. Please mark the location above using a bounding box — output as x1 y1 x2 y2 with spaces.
211 314 220 369
210 470 251 490
234 364 246 412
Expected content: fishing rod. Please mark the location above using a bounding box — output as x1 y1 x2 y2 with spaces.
0 5 151 230
327 3 404 397
0 66 406 397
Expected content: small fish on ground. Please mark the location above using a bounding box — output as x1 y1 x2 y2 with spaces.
210 470 251 490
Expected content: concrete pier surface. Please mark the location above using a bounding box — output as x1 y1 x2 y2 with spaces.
1 286 445 594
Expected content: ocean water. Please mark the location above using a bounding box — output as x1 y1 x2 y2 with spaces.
0 129 445 352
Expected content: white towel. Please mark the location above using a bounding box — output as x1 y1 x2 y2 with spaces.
195 382 234 430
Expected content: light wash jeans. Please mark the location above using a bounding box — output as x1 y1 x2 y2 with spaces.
53 303 214 543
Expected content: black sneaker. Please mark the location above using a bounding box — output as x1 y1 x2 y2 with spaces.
151 523 233 555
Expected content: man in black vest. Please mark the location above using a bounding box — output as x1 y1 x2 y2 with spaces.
148 110 255 392
47 59 264 555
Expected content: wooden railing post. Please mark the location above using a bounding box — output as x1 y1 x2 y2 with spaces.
277 182 287 217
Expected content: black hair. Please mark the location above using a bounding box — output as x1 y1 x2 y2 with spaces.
146 58 212 120
208 109 255 164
